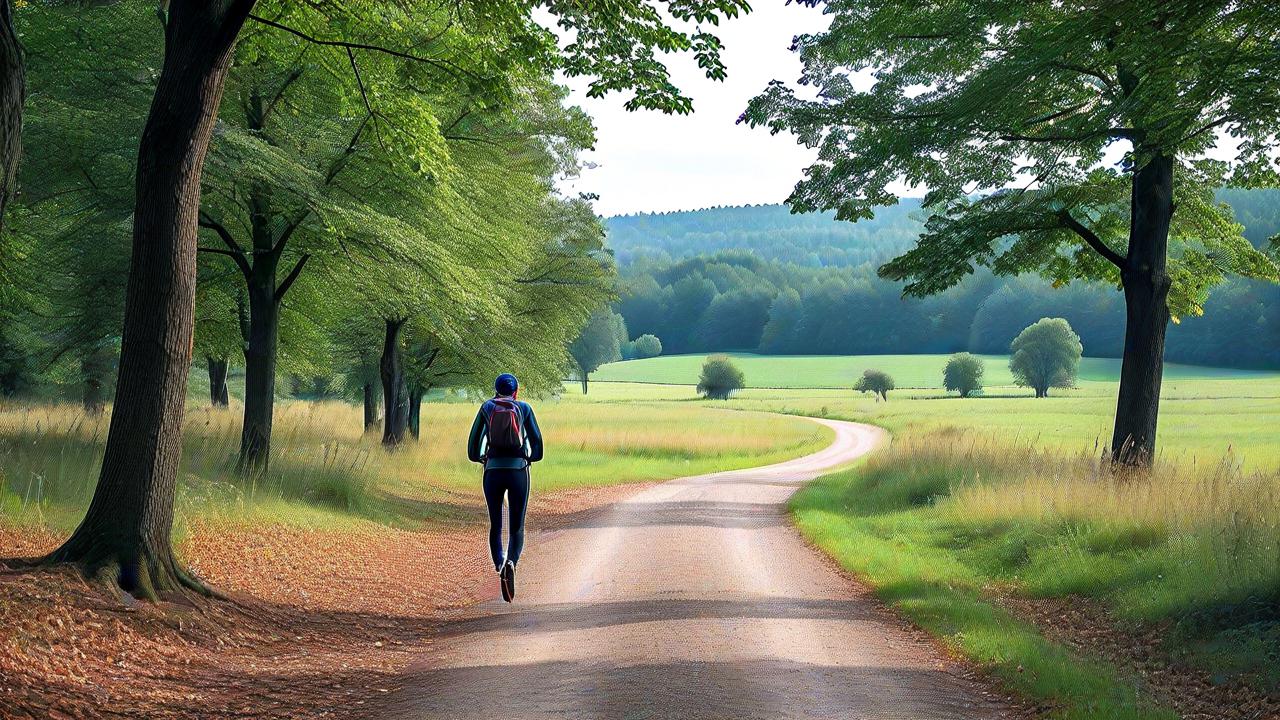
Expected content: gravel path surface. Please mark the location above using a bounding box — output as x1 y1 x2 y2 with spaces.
380 419 1022 720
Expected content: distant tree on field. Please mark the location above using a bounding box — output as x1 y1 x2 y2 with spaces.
570 310 626 394
853 369 894 401
1010 319 1083 398
630 334 663 359
697 355 745 400
943 353 985 398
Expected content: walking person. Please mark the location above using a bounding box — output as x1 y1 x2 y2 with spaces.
467 373 543 602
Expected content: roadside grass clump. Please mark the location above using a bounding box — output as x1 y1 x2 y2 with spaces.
793 430 1280 713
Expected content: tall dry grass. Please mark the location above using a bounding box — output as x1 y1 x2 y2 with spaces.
0 397 829 531
861 429 1280 621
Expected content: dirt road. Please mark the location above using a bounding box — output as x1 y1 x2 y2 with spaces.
381 419 1019 719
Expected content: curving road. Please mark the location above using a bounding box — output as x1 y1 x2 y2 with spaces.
380 419 1018 719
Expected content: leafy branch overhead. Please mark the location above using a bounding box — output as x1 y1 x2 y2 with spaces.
743 1 1280 318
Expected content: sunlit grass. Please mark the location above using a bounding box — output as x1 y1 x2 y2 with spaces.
595 376 1280 471
593 352 1277 388
0 396 830 535
793 428 1280 709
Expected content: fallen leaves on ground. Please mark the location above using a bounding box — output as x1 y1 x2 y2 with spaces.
0 482 651 719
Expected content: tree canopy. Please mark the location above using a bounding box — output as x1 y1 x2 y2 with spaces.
1010 318 1084 398
943 353 985 398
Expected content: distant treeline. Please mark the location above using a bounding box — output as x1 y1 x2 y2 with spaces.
608 189 1280 369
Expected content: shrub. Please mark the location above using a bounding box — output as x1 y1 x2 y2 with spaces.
943 353 985 397
697 354 745 400
630 334 663 359
1010 318 1083 398
854 369 894 401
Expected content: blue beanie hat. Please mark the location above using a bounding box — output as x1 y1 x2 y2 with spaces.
495 373 518 396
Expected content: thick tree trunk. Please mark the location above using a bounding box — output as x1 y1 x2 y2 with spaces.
363 381 380 431
380 318 408 447
578 361 589 395
0 0 23 233
238 274 279 474
207 356 229 406
82 344 110 415
1111 154 1174 467
46 1 252 599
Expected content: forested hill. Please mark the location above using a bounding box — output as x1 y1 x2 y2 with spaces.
604 200 925 267
604 189 1280 370
604 189 1280 267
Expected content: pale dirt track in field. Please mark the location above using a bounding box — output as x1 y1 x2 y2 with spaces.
377 419 1021 720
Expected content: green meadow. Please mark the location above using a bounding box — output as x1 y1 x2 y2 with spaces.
591 352 1275 389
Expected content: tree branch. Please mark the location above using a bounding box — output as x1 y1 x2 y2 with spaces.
198 213 251 276
262 65 304 123
1000 127 1135 143
1057 210 1126 269
247 14 477 80
275 254 310 302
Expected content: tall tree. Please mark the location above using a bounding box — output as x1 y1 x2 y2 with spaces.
0 0 23 236
45 0 748 597
46 0 255 598
745 1 1280 465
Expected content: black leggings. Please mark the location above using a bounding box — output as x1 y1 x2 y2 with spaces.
483 466 530 570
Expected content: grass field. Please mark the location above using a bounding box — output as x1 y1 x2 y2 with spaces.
569 375 1280 471
592 352 1277 388
0 397 830 535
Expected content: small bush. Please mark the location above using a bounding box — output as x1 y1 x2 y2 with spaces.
943 353 985 397
853 369 894 401
697 355 745 400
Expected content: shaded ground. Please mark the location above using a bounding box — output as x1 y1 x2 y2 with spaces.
999 593 1280 720
0 482 647 719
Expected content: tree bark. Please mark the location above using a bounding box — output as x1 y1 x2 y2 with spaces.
380 318 408 447
1111 154 1174 467
0 0 23 234
82 344 110 415
578 361 589 395
237 260 279 474
46 0 253 599
207 356 229 407
408 383 426 440
363 381 380 431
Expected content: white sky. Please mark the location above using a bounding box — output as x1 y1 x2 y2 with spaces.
557 1 835 218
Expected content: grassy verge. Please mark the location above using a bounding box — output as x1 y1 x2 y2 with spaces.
0 397 831 536
792 431 1280 718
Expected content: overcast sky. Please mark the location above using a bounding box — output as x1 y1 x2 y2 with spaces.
557 2 834 218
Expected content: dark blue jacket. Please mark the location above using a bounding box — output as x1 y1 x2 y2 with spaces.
467 397 544 469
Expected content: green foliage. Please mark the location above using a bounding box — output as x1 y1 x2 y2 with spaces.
1010 319 1084 398
943 353 985 398
696 354 744 400
744 1 1280 327
610 198 1280 368
629 334 662 359
570 309 627 383
853 369 893 401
